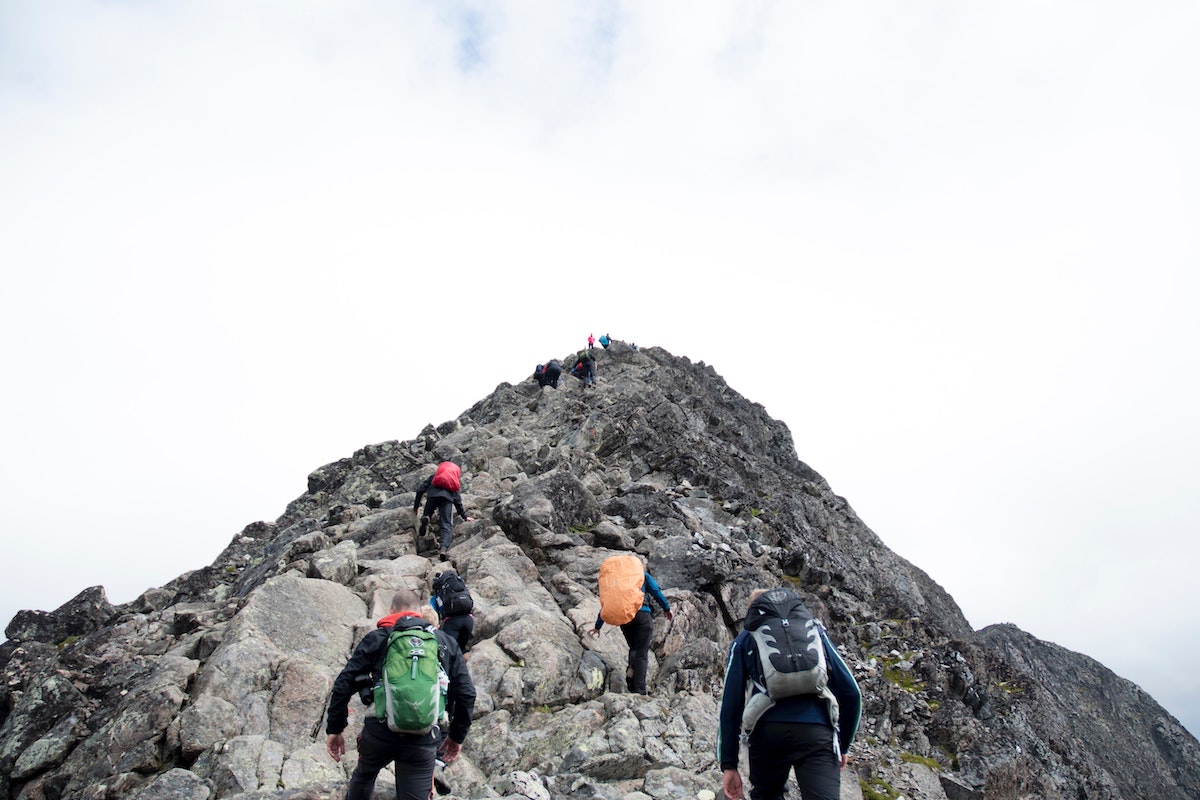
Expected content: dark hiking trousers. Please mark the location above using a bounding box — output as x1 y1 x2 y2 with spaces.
620 610 654 694
442 613 474 653
422 497 455 551
346 718 438 800
747 721 840 800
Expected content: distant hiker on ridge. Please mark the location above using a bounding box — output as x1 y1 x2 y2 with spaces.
572 350 596 388
534 359 561 388
599 333 611 349
587 333 595 350
414 461 472 561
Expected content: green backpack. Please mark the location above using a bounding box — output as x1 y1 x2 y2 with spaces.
374 625 446 734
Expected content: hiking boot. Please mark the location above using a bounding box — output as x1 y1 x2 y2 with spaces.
418 517 429 537
433 760 452 795
439 549 449 562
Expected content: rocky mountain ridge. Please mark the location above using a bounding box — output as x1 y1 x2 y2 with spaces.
3 342 1198 800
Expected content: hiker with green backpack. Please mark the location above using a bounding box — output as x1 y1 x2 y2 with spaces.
717 587 861 800
325 587 476 800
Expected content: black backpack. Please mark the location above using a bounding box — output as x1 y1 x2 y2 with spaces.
740 588 839 736
433 572 474 617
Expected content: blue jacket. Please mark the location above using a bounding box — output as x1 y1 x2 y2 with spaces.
717 623 861 770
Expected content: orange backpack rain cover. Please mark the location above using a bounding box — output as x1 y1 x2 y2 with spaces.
598 554 645 626
431 462 461 491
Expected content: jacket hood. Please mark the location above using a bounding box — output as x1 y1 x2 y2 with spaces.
376 611 425 628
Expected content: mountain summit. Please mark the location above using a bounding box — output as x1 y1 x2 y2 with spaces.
3 343 1198 799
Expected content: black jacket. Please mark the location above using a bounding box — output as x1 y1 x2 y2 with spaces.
326 613 476 744
413 476 468 519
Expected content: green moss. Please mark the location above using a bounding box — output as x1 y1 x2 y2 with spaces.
861 778 900 800
749 507 763 518
783 575 804 589
900 752 940 771
926 700 941 711
997 680 1025 694
531 704 552 713
880 652 926 693
937 745 961 771
56 635 81 651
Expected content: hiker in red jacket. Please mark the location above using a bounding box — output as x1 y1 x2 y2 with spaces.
414 462 472 560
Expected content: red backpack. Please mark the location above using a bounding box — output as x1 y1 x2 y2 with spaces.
431 462 461 492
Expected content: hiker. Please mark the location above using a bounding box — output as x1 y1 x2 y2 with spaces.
588 333 595 350
414 462 472 560
325 587 476 800
588 556 672 695
573 351 596 388
431 569 475 653
598 333 611 349
535 359 561 389
717 587 861 800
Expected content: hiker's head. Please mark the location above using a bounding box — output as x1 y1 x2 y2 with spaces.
747 589 770 609
389 588 421 613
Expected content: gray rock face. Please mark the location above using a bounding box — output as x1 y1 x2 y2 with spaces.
2 342 1197 799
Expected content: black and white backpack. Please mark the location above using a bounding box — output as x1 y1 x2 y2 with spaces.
740 588 839 737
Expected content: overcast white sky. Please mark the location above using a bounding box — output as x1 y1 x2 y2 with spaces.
2 1 1197 737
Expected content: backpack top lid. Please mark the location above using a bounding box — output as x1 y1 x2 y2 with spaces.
433 569 467 594
743 587 807 631
431 461 461 491
433 569 473 616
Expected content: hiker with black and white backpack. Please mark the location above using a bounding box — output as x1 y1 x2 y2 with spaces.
325 587 476 800
430 568 475 654
717 587 861 800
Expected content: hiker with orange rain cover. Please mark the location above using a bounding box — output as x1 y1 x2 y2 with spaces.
414 462 473 561
588 554 672 695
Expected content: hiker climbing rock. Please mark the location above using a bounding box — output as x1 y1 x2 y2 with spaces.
588 554 672 695
534 359 561 388
717 587 862 800
325 588 476 800
572 351 596 388
414 461 473 560
431 568 475 654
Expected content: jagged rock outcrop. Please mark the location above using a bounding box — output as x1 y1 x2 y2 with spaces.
2 343 1197 800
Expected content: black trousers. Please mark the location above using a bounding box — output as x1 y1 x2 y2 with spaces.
346 718 438 800
441 613 474 653
620 610 654 694
421 497 455 551
747 722 840 800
